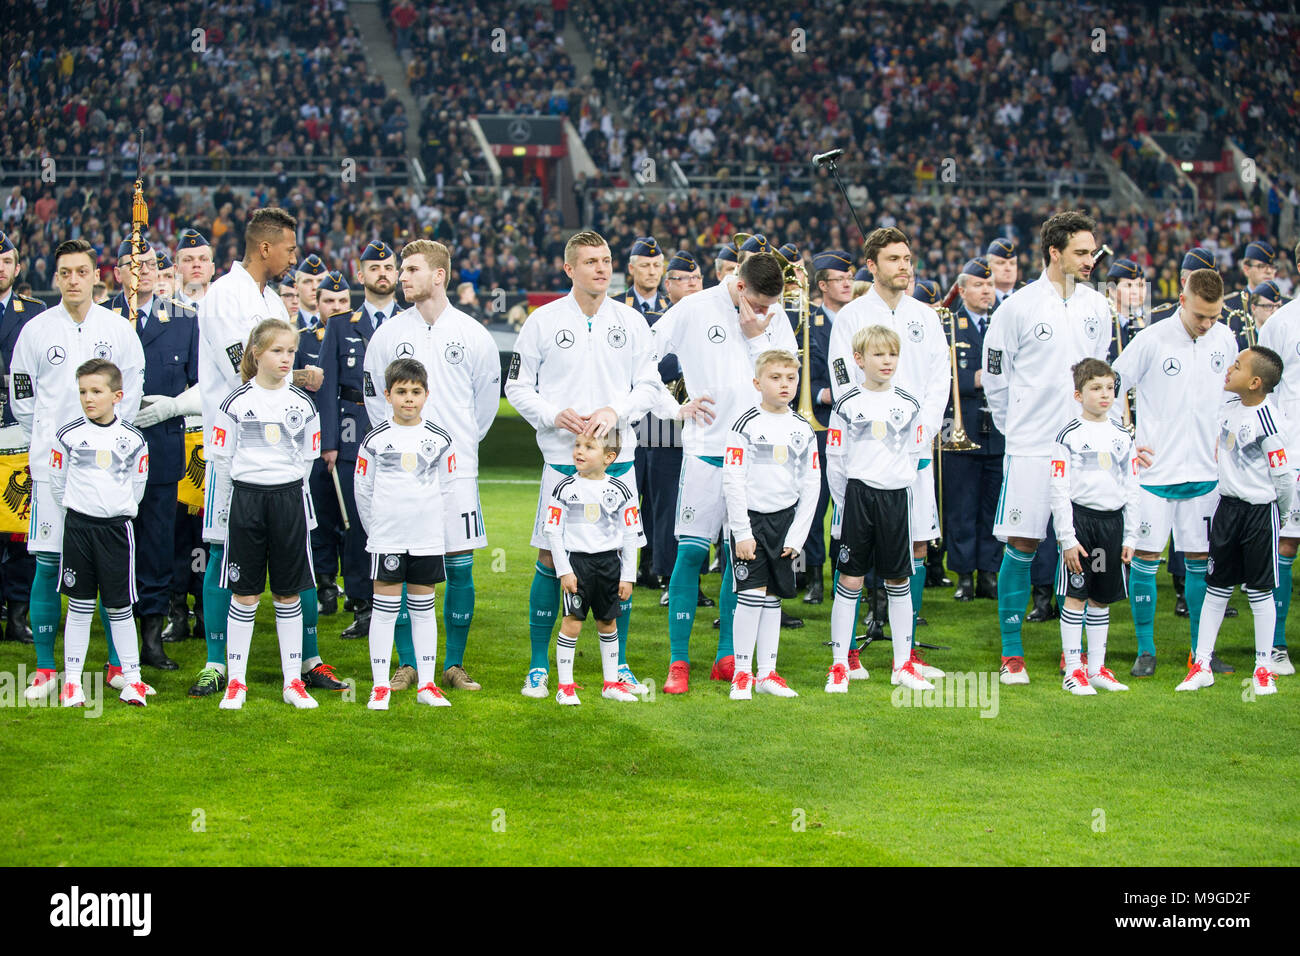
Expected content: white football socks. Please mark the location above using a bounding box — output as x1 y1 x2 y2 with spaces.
63 598 96 685
407 592 438 688
830 582 861 667
886 582 912 669
368 594 402 688
732 591 764 676
225 600 257 687
756 595 782 678
106 605 141 686
1084 605 1109 674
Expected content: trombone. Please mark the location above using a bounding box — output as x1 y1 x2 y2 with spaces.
1225 289 1257 348
772 245 826 431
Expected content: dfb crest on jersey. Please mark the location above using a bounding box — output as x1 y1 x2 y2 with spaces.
681 505 695 524
1112 437 1126 455
1206 556 1215 575
906 321 924 343
383 555 401 572
285 408 304 431
1210 351 1226 373
889 407 906 428
445 342 465 365
789 430 806 452
1008 508 1022 525
420 439 436 457
1139 521 1152 538
38 520 51 539
838 545 851 564
1083 318 1100 340
606 327 627 349
1068 572 1085 590
734 562 749 581
1239 423 1253 446
93 341 112 360
115 437 133 458
226 563 241 582
601 488 621 512
63 569 75 587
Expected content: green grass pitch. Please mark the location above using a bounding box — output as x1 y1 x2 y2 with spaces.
1 402 1296 866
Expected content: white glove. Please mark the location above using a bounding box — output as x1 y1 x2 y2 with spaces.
133 384 201 428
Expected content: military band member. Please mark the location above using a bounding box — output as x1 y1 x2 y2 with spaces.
155 248 176 300
165 228 212 643
0 231 40 645
648 250 703 601
987 237 1019 306
800 249 855 605
278 275 299 318
1106 257 1148 359
1250 279 1283 334
364 239 500 692
1225 241 1278 320
174 228 215 308
110 237 201 673
11 238 145 702
715 242 739 282
944 258 1004 602
320 239 400 645
293 254 327 332
623 236 670 587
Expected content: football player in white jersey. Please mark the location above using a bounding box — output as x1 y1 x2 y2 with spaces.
363 239 499 692
981 211 1118 685
506 230 686 700
1257 255 1300 675
11 238 145 702
1112 268 1237 677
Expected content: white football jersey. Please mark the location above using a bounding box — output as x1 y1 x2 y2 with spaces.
722 405 820 548
1258 298 1300 426
1048 417 1141 550
354 419 455 555
1111 314 1237 486
981 275 1112 455
827 286 950 443
824 409 847 506
1215 396 1294 510
9 302 145 480
650 276 798 458
831 385 924 490
198 261 292 447
208 379 320 485
542 472 643 579
49 416 148 518
506 292 663 465
361 303 499 478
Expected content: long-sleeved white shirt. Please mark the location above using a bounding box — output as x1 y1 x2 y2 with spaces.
542 471 643 579
1215 396 1294 511
1049 416 1141 550
649 276 798 457
9 301 145 480
1259 298 1300 427
362 303 498 478
981 274 1112 455
49 415 148 518
722 405 820 549
831 385 924 490
827 286 950 444
198 261 292 447
505 292 663 465
354 419 455 555
1111 314 1237 486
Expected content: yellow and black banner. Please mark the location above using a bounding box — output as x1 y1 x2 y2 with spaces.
0 447 31 536
179 426 205 513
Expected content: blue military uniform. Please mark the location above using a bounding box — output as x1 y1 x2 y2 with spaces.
795 249 853 595
1106 258 1147 361
301 270 362 602
624 236 673 584
317 252 395 606
942 278 1005 592
1223 242 1279 350
294 253 327 334
108 278 199 656
0 234 41 640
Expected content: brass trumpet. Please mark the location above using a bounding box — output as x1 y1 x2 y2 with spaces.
772 246 826 431
937 303 979 451
1225 290 1257 348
